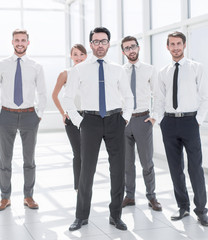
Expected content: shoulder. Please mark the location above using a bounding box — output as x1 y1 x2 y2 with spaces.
0 56 13 64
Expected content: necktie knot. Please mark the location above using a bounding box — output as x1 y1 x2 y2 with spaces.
97 59 104 65
175 62 179 67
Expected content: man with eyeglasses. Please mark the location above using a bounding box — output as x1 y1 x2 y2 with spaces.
64 27 133 231
121 36 162 211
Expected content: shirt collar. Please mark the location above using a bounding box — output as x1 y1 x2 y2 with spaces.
171 57 186 67
12 54 27 62
90 54 109 64
126 60 141 69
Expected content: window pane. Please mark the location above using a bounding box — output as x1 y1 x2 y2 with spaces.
0 10 21 56
107 45 120 63
24 11 65 56
123 0 143 36
34 57 66 111
23 0 64 9
101 0 118 41
190 0 208 17
189 25 208 122
0 0 21 8
84 0 95 48
70 1 81 46
151 0 181 29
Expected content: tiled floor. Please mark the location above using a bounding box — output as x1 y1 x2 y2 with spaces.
0 130 208 240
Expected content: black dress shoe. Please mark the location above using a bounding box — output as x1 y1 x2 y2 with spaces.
171 208 190 221
69 218 88 231
197 213 208 226
109 216 127 230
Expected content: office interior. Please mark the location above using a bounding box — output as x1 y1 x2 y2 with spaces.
0 0 208 239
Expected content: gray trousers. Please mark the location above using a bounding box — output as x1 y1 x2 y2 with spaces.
0 109 40 199
124 114 156 200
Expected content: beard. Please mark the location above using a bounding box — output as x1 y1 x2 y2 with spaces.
14 46 27 55
126 52 139 62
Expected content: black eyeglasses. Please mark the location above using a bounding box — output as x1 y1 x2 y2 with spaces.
91 39 109 46
123 44 138 52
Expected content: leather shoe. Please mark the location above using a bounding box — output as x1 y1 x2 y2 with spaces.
148 199 162 211
69 218 88 231
197 213 208 226
171 208 189 221
109 216 127 230
0 199 11 211
24 197 39 209
122 196 135 208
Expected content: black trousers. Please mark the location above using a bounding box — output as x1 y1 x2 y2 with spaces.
160 116 207 215
65 118 81 190
76 112 126 220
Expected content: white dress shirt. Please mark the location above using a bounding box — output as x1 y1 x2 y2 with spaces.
64 55 134 127
66 68 81 110
0 54 47 118
123 60 157 117
156 57 208 124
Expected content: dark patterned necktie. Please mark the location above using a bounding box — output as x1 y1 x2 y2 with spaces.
173 62 179 109
97 59 106 117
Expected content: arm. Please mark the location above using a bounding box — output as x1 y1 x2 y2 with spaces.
119 68 134 122
63 67 83 128
196 64 208 125
35 65 47 119
145 66 157 125
155 71 166 124
52 71 68 123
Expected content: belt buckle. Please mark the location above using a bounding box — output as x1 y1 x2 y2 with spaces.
175 112 183 117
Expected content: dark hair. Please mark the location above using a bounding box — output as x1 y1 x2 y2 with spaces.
70 44 87 55
12 29 29 40
121 36 139 50
167 31 186 45
89 27 111 42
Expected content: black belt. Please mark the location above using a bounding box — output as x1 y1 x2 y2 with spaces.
84 108 122 117
132 110 149 117
164 111 197 117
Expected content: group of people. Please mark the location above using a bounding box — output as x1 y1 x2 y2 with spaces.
0 27 208 233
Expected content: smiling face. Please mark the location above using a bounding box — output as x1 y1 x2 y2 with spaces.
122 40 140 64
167 36 186 62
71 47 87 65
12 33 30 57
90 32 110 59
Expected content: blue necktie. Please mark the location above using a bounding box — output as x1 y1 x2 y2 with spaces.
97 59 106 118
14 58 23 106
131 64 136 109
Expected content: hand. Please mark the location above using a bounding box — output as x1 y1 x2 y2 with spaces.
63 113 69 124
144 117 155 125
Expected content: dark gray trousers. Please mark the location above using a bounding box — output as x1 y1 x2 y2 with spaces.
124 115 156 200
76 112 126 220
0 109 40 199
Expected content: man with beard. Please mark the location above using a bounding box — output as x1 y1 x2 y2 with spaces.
121 36 162 211
157 31 208 226
0 29 47 210
65 27 133 231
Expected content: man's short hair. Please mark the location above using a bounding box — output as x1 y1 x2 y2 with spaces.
167 31 186 45
89 27 111 42
121 36 139 50
12 29 29 40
